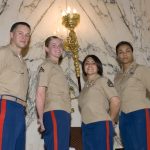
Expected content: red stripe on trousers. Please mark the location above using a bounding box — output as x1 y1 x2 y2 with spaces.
0 100 6 150
51 111 58 150
106 121 110 150
146 109 150 150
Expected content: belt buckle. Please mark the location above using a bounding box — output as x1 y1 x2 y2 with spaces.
18 99 27 107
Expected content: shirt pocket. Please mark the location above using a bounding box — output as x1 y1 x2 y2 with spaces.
126 74 141 87
10 65 25 75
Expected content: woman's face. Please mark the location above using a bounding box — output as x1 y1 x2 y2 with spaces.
46 38 63 59
84 57 98 76
117 44 134 65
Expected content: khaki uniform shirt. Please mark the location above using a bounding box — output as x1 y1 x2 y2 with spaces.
114 62 150 113
38 58 71 113
0 45 29 101
79 74 118 124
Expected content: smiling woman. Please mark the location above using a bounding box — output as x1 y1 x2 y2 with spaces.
36 36 71 150
79 54 120 150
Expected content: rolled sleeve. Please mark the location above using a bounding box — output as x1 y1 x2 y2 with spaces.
38 63 52 88
102 78 119 102
140 66 150 92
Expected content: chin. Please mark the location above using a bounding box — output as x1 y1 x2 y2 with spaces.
19 45 28 49
56 54 62 58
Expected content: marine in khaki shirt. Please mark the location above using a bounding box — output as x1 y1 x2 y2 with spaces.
79 55 120 150
38 58 71 113
79 75 119 124
36 36 71 150
0 22 31 150
114 41 150 150
115 62 150 113
0 45 29 101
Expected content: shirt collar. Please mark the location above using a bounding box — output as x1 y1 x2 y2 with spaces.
121 61 137 74
46 57 58 64
8 44 20 57
8 44 24 62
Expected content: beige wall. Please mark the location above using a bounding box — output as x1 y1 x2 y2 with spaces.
0 0 150 149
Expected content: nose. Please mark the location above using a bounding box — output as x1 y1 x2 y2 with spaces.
123 52 127 56
56 46 63 52
56 46 60 50
22 33 30 40
20 34 27 41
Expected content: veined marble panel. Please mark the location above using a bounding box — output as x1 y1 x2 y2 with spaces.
0 0 150 149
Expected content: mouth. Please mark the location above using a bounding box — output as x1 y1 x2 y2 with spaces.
87 69 94 72
20 41 26 44
122 57 128 60
56 50 62 54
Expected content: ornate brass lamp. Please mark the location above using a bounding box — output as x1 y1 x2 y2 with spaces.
62 8 81 92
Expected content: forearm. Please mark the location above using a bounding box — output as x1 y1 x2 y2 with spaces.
36 99 44 120
109 96 120 123
36 87 46 120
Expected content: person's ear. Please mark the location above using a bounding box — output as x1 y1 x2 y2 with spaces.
10 32 13 39
45 47 49 53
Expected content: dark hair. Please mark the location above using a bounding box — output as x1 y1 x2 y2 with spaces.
82 55 103 76
116 41 133 55
10 22 31 32
45 36 61 47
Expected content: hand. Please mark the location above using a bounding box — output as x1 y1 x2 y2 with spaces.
37 118 45 132
112 121 118 128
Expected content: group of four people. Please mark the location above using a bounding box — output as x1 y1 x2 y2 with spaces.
0 21 150 150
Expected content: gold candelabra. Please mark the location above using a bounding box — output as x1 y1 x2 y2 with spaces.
62 9 81 92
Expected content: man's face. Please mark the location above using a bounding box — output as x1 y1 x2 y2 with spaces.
10 24 31 49
117 44 134 65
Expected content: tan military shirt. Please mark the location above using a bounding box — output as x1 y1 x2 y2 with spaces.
114 62 150 113
79 74 118 124
0 45 29 101
38 58 71 113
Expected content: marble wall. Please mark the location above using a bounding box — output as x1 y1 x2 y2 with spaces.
0 0 150 149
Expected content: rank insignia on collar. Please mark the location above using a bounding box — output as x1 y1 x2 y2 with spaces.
107 79 114 87
39 67 44 72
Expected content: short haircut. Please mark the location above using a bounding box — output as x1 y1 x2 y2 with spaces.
116 41 133 55
82 55 103 76
45 36 62 47
10 22 31 32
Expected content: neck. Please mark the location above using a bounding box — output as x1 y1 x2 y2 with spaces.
49 56 59 64
87 74 98 81
10 43 21 55
122 62 133 72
